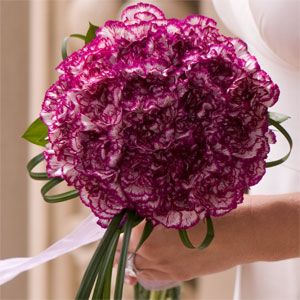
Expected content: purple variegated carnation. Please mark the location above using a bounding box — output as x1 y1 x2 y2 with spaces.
41 3 279 228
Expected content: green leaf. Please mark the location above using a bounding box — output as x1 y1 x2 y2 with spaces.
85 22 98 44
22 118 48 147
75 211 125 300
26 153 49 180
118 213 143 234
92 230 120 300
71 33 86 40
198 216 214 250
41 178 79 203
179 216 214 250
266 118 293 168
268 112 290 124
91 257 106 300
101 241 117 300
178 229 194 249
114 211 136 300
134 220 154 253
61 33 86 60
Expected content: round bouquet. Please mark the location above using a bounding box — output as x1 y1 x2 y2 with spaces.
19 2 291 300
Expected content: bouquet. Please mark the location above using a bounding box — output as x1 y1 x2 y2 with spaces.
5 2 293 299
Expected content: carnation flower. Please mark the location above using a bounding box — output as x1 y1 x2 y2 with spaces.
41 3 279 228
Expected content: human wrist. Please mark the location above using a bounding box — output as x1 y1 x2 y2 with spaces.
188 197 257 271
250 193 300 262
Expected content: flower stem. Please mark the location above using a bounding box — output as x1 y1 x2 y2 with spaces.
92 229 120 299
135 284 181 300
114 211 136 300
101 238 118 299
75 211 125 299
149 290 167 300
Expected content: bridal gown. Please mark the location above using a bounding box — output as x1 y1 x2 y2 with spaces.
212 0 300 299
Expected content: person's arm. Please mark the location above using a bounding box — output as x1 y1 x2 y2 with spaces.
126 193 300 283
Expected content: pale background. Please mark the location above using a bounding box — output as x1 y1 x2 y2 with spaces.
0 1 235 299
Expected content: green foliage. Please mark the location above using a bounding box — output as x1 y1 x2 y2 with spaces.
179 216 214 250
22 118 48 147
267 117 293 168
61 34 85 59
134 220 154 253
85 22 99 44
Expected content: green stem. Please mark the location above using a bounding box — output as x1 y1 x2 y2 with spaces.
75 211 125 300
102 235 119 300
92 230 120 299
26 153 49 180
41 178 79 203
179 216 214 250
266 118 293 168
159 290 167 300
150 290 167 300
114 211 136 300
150 290 159 300
134 220 154 254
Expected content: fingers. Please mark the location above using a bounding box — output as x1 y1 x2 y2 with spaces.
137 269 172 282
114 221 173 284
133 252 152 271
114 247 170 284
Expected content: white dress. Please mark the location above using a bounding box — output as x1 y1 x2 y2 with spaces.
212 0 300 299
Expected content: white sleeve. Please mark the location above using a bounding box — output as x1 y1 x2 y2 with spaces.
212 2 300 300
249 0 300 68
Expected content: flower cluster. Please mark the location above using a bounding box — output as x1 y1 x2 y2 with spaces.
41 3 279 228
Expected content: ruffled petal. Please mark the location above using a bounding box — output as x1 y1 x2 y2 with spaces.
121 3 165 23
41 3 279 228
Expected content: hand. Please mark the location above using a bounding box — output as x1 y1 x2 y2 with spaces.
121 193 299 285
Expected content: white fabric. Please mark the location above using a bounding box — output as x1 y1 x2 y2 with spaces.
0 214 105 285
213 0 300 299
0 211 175 290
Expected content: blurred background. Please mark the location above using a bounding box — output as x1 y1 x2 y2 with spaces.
0 1 236 299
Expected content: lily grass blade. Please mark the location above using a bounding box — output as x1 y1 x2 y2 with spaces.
75 211 125 299
102 240 117 300
114 211 136 300
134 220 154 253
179 216 214 250
266 119 293 168
27 153 49 180
178 230 195 249
92 230 120 299
61 34 85 59
91 258 105 300
198 216 214 250
41 178 79 203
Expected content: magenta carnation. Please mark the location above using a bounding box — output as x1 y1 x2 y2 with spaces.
41 3 279 228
